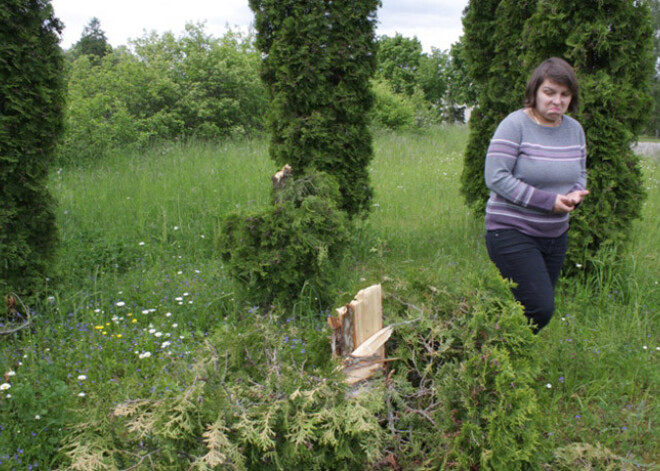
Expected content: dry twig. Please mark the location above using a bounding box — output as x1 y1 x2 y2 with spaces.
1 293 32 335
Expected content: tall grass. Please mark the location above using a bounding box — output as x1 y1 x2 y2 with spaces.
0 127 658 469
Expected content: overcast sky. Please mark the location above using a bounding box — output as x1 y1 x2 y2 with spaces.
51 0 469 53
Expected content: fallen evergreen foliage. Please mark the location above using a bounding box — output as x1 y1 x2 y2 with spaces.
61 268 546 470
381 269 542 470
63 314 387 470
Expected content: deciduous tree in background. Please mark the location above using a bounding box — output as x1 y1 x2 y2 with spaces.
376 33 423 97
0 0 65 296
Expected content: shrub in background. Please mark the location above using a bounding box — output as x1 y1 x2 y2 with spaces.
0 0 65 296
250 0 380 217
60 25 267 165
370 79 416 130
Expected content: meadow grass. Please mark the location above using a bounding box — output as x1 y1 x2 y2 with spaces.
0 127 658 469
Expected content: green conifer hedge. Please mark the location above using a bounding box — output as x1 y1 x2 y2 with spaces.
460 0 653 271
524 0 654 271
220 1 381 309
249 0 380 217
459 0 537 214
0 0 64 295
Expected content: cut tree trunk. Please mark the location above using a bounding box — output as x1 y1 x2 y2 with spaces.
328 284 391 384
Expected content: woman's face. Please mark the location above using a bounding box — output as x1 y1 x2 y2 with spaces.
534 79 572 124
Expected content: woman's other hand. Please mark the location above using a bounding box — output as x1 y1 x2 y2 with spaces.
553 190 589 213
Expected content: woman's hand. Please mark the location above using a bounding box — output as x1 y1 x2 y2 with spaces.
553 190 589 213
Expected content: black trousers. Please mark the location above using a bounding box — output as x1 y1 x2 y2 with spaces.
485 229 568 333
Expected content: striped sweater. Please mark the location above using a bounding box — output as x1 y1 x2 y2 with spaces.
484 109 587 237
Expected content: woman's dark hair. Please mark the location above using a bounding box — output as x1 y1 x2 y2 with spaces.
525 57 579 113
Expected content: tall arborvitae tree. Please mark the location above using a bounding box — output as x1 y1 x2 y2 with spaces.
0 0 65 296
459 0 537 214
643 0 659 136
220 1 380 309
523 0 653 270
249 0 380 217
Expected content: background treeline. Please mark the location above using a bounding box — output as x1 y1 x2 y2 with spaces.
58 19 473 165
60 23 267 164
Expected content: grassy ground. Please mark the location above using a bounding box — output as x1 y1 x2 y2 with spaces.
0 127 658 469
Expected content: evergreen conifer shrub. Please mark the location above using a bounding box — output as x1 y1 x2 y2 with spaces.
460 0 654 270
0 0 64 295
523 0 654 271
220 0 381 309
459 0 537 214
249 0 380 217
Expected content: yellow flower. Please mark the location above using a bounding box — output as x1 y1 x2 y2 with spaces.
127 312 133 317
131 319 137 324
116 334 123 339
95 325 103 330
102 331 107 335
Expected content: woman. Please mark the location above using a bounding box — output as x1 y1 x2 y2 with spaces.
484 57 589 333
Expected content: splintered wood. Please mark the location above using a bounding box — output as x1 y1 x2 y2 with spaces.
272 164 292 188
328 284 392 385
